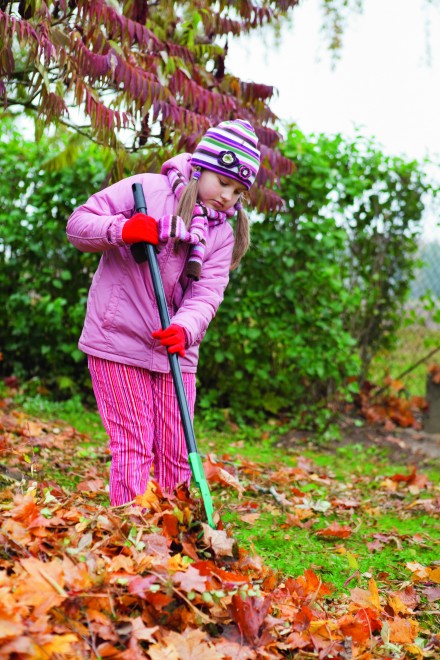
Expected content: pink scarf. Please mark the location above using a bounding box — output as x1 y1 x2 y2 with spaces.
165 167 235 280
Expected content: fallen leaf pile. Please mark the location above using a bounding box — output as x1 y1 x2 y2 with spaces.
354 378 428 430
0 397 439 658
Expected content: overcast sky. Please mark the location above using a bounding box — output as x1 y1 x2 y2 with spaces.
227 0 440 237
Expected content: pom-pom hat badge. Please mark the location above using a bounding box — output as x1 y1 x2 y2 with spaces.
190 119 260 190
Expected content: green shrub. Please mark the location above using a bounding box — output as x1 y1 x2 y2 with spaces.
198 127 433 423
0 118 106 395
1 120 434 425
281 127 433 374
198 213 360 425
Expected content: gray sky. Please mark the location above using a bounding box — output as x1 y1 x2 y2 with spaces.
228 0 440 163
228 0 440 240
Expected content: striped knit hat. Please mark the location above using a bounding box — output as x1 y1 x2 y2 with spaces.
190 119 260 190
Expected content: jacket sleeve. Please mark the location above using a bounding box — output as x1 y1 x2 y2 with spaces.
66 177 138 252
171 225 234 346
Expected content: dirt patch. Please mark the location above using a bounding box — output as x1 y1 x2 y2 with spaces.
274 419 440 467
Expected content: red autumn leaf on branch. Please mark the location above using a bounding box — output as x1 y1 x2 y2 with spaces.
0 1 298 211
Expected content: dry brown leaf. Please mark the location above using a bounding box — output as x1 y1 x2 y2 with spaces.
239 512 261 524
129 617 159 642
202 524 236 557
172 565 208 593
157 628 222 660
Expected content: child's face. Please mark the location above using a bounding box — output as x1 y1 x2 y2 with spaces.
197 170 246 212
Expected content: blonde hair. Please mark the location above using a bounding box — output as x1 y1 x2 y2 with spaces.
176 175 250 271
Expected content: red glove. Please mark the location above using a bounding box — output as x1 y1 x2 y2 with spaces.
122 213 159 245
152 324 186 357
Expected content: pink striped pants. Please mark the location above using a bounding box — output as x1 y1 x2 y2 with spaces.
88 356 196 506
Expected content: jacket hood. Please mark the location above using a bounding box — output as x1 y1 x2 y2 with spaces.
161 153 193 183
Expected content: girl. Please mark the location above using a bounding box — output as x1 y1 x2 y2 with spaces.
67 119 260 506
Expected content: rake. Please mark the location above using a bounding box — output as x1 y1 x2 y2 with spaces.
130 182 216 529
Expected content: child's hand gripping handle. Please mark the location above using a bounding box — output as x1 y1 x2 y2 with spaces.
130 185 150 264
131 184 170 330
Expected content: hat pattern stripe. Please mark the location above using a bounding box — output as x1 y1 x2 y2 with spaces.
224 118 257 138
191 149 258 180
221 124 259 148
192 147 258 176
204 135 260 164
207 127 260 155
193 142 259 165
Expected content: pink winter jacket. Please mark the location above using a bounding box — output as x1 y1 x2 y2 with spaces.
66 153 234 373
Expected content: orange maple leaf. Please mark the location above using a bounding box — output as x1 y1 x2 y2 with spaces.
350 578 381 612
316 523 352 539
38 633 79 657
338 607 382 642
14 557 67 616
134 481 162 511
389 616 418 644
286 569 333 600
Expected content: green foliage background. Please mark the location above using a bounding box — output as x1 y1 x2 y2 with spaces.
0 118 434 421
0 119 105 394
198 128 432 422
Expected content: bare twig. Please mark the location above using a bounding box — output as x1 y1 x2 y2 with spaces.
371 345 440 399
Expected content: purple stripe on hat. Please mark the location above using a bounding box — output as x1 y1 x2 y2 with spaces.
193 144 259 170
205 131 260 161
214 124 260 150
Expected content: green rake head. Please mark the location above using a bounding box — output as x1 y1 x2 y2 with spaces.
188 452 215 529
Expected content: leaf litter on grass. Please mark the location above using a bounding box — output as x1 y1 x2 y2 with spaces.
0 396 440 658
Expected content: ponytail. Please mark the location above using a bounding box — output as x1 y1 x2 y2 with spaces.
230 206 250 270
176 178 199 229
